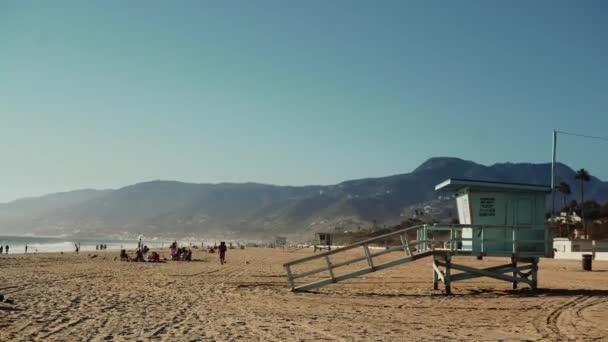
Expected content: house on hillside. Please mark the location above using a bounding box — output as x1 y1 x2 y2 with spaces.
547 211 582 224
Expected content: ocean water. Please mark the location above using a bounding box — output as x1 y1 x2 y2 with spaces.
0 236 201 254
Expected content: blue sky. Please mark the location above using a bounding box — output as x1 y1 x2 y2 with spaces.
1 1 607 202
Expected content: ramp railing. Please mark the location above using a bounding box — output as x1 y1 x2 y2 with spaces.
417 224 552 257
283 225 429 292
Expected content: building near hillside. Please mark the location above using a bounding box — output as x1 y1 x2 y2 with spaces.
553 238 608 260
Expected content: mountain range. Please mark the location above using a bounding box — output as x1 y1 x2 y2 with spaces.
1 157 606 240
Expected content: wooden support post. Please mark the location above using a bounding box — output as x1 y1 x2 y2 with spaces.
325 255 336 282
447 262 532 285
285 266 295 290
531 258 538 290
445 254 452 295
400 234 412 257
450 227 455 252
512 228 517 254
511 256 518 290
363 244 375 270
432 256 439 290
480 228 484 255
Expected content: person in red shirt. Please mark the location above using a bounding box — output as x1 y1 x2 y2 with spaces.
219 241 227 265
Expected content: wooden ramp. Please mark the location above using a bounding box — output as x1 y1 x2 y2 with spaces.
283 223 551 293
283 225 430 292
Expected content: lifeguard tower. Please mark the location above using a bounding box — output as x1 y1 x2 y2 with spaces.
274 236 287 247
283 179 553 294
313 232 333 252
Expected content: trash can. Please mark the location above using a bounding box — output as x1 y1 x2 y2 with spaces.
582 254 593 271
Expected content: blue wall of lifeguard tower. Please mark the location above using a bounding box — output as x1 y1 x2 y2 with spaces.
457 188 548 256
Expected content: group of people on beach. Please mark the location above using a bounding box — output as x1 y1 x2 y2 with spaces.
120 243 159 263
0 244 37 254
117 240 229 264
95 244 108 250
169 241 193 261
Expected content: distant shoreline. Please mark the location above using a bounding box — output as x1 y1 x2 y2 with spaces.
0 236 213 255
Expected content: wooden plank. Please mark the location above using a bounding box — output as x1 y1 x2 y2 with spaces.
433 258 439 290
432 260 445 282
431 250 548 258
448 263 533 285
400 234 412 257
283 224 425 267
325 255 335 281
285 266 295 290
327 254 368 269
293 267 373 292
448 266 530 283
435 262 532 274
291 245 419 281
450 227 455 252
363 244 374 270
290 265 332 280
292 251 433 292
445 256 452 295
512 257 518 290
531 258 538 289
293 277 336 292
368 245 405 258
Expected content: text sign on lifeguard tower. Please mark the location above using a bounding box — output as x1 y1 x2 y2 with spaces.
435 178 552 257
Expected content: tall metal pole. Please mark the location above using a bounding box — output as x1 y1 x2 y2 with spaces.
551 130 557 221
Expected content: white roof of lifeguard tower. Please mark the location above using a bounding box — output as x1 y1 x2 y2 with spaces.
435 178 551 193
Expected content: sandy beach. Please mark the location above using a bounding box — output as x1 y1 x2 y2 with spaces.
1 247 608 341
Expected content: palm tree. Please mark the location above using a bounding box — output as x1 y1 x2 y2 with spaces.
558 181 571 213
558 181 571 237
575 169 591 238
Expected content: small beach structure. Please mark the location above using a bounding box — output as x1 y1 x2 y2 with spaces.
283 179 553 294
274 236 287 247
553 238 608 261
313 232 333 252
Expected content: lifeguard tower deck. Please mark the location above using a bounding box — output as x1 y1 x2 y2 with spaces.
283 179 553 294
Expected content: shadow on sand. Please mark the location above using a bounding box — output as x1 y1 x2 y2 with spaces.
504 288 608 298
301 288 608 299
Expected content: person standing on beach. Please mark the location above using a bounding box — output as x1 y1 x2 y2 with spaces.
0 246 3 254
219 241 227 265
25 244 28 253
5 245 8 254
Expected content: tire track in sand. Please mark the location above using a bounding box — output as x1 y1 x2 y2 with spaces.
156 254 276 341
542 295 608 341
